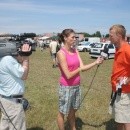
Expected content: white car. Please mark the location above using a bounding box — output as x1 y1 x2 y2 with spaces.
77 41 93 52
89 42 116 59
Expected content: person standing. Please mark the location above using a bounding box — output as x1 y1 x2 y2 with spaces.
0 43 31 130
39 39 44 51
49 38 58 68
109 24 130 130
56 29 104 130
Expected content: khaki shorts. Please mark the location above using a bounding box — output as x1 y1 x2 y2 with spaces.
109 93 130 123
0 96 26 130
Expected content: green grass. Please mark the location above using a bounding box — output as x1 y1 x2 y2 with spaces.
1 48 116 130
25 48 116 130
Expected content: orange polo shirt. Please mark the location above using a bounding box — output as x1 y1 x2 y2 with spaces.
111 42 130 93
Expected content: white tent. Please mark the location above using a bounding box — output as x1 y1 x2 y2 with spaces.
39 36 49 40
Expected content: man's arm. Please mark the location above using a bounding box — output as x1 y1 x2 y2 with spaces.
21 44 31 80
22 56 29 80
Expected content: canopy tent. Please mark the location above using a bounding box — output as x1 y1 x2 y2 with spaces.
39 36 50 40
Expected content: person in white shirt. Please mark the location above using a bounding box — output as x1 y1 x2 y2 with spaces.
49 38 58 68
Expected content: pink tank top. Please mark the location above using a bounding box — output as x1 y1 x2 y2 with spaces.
59 48 80 86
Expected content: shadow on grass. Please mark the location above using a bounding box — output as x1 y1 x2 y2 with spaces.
27 127 45 130
64 117 86 130
83 118 116 129
106 118 116 130
84 118 116 130
64 117 116 130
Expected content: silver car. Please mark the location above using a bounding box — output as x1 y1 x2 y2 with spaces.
77 41 93 52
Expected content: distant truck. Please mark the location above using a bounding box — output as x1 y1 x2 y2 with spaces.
83 37 100 43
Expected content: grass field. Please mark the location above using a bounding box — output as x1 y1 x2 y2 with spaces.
2 48 117 130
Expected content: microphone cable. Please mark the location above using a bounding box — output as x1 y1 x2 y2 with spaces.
80 48 108 106
80 65 99 106
0 100 18 130
80 45 108 105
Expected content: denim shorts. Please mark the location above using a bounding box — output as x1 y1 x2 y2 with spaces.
58 84 81 115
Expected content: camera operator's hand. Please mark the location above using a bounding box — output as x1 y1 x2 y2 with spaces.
21 44 31 53
19 44 32 56
19 44 31 80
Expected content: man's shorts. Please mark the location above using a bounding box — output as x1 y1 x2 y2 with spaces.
58 84 81 115
51 53 56 59
109 93 130 123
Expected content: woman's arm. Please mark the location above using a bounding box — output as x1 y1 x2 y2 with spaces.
76 50 104 72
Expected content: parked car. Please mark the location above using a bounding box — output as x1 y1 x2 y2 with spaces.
77 41 93 52
89 42 115 59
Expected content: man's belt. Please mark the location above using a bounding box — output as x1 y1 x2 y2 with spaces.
0 94 23 98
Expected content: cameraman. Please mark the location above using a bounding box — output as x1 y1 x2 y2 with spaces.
0 44 31 130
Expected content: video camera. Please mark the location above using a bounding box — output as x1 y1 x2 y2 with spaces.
0 39 36 58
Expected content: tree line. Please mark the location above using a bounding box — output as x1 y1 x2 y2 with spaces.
82 31 109 38
0 31 109 39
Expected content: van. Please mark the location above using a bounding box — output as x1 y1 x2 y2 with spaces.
84 37 100 43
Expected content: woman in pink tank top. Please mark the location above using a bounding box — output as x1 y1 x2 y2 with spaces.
56 29 104 130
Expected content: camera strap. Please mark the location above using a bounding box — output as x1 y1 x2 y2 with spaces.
0 100 18 130
19 51 32 56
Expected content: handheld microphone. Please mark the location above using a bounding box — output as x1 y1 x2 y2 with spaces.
97 46 108 68
100 46 108 59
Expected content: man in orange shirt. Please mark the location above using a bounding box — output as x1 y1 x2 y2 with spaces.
109 24 130 130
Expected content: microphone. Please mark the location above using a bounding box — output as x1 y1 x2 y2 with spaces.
97 45 108 68
100 46 108 59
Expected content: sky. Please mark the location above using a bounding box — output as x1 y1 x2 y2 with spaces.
0 0 130 35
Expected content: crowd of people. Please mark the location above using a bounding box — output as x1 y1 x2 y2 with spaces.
0 24 130 130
